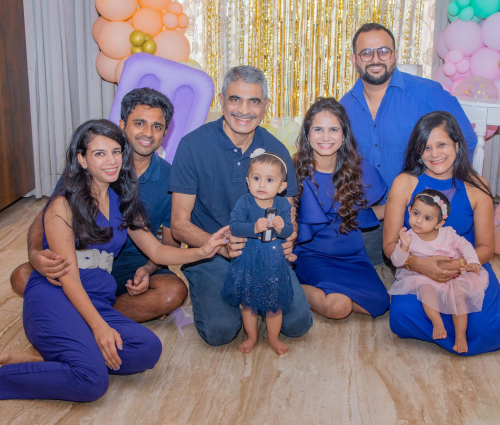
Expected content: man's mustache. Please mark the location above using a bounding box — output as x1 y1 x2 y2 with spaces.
231 112 258 119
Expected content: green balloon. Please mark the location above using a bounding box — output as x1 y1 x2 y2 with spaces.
448 12 459 22
472 14 482 22
471 0 500 19
448 1 460 16
459 5 475 20
142 39 157 54
457 0 471 6
129 30 146 47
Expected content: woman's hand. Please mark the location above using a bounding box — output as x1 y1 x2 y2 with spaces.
92 322 123 371
200 226 230 258
254 217 270 233
125 266 150 296
399 227 412 252
409 255 460 282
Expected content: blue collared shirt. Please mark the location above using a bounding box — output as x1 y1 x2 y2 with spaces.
340 68 477 192
169 117 298 234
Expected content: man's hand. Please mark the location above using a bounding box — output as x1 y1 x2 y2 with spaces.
221 233 247 259
125 266 150 296
282 231 297 262
30 250 70 286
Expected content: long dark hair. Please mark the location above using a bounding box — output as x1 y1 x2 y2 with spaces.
402 111 492 198
293 97 367 234
55 119 149 249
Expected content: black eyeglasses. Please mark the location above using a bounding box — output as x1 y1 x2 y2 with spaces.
356 47 394 62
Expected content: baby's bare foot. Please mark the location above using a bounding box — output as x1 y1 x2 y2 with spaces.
0 345 43 367
268 338 288 355
238 336 257 354
432 320 447 340
453 334 468 354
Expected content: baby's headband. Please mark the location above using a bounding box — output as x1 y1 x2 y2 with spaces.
249 148 287 174
416 194 448 220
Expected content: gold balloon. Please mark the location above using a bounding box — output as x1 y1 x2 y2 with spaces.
129 30 146 47
131 45 143 54
144 34 152 41
142 39 157 54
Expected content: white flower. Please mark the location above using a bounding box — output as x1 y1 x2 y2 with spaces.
432 195 440 203
250 148 265 158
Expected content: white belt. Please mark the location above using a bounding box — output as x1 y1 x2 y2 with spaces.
76 249 114 274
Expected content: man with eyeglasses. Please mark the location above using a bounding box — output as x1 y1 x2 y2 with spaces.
340 22 477 267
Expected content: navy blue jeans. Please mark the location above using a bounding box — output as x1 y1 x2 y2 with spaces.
183 255 313 346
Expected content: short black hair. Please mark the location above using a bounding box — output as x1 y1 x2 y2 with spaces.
352 23 396 53
411 189 451 222
120 88 174 127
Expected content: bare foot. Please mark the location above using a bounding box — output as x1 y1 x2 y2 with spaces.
268 338 288 355
238 336 257 354
0 345 43 367
453 334 468 353
432 320 447 340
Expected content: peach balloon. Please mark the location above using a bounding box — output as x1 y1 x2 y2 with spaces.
115 56 131 84
177 13 189 28
95 0 138 21
132 7 163 37
175 27 187 34
139 0 170 11
98 21 135 60
163 13 178 29
92 17 109 43
96 52 119 83
154 30 190 62
167 1 183 15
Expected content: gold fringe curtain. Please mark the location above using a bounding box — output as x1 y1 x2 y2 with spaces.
204 0 424 120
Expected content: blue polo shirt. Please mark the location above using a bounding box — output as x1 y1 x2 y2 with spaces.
169 117 298 234
116 153 172 262
340 68 477 191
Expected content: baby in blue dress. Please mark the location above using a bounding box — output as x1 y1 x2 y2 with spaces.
221 149 294 355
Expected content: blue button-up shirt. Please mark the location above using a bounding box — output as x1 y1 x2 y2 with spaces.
340 68 477 192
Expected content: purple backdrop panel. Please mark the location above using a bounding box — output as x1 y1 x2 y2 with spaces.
108 53 214 163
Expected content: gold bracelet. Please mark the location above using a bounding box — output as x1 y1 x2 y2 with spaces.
457 257 466 268
405 254 414 271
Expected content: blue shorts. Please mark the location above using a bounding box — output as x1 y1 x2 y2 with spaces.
111 255 174 297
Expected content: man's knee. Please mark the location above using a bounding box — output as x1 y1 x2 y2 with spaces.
281 306 313 338
196 317 242 346
10 263 32 297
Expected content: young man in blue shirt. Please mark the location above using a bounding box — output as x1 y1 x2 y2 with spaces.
340 23 477 266
170 66 313 346
10 88 187 323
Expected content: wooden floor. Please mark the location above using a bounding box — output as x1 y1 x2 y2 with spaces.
1 197 500 425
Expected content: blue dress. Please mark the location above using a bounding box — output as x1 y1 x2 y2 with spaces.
293 161 390 318
221 194 294 316
0 189 162 401
390 173 500 356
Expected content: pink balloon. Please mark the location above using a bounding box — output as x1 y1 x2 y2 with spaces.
456 57 471 74
442 84 452 94
481 12 500 51
97 21 135 60
443 62 457 77
448 50 464 64
95 0 138 21
435 30 450 60
494 78 500 96
433 64 454 88
450 79 463 95
154 30 190 61
96 52 119 83
450 68 471 81
470 47 500 81
444 20 485 56
454 75 499 100
115 56 131 83
92 17 109 43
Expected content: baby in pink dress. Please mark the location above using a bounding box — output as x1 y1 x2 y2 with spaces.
389 189 489 354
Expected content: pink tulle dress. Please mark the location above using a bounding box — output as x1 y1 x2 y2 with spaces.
389 227 489 316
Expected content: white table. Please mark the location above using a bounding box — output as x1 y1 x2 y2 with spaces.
457 97 500 194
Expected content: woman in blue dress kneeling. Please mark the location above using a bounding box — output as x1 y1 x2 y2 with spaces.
384 111 498 356
292 97 390 319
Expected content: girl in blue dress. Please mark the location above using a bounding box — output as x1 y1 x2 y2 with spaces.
384 111 498 356
0 120 228 401
222 150 294 355
292 97 390 319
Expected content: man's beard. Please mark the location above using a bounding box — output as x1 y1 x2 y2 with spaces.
356 61 396 85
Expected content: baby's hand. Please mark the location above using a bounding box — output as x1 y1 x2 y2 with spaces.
399 227 412 252
272 216 284 232
254 217 270 233
464 263 481 275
